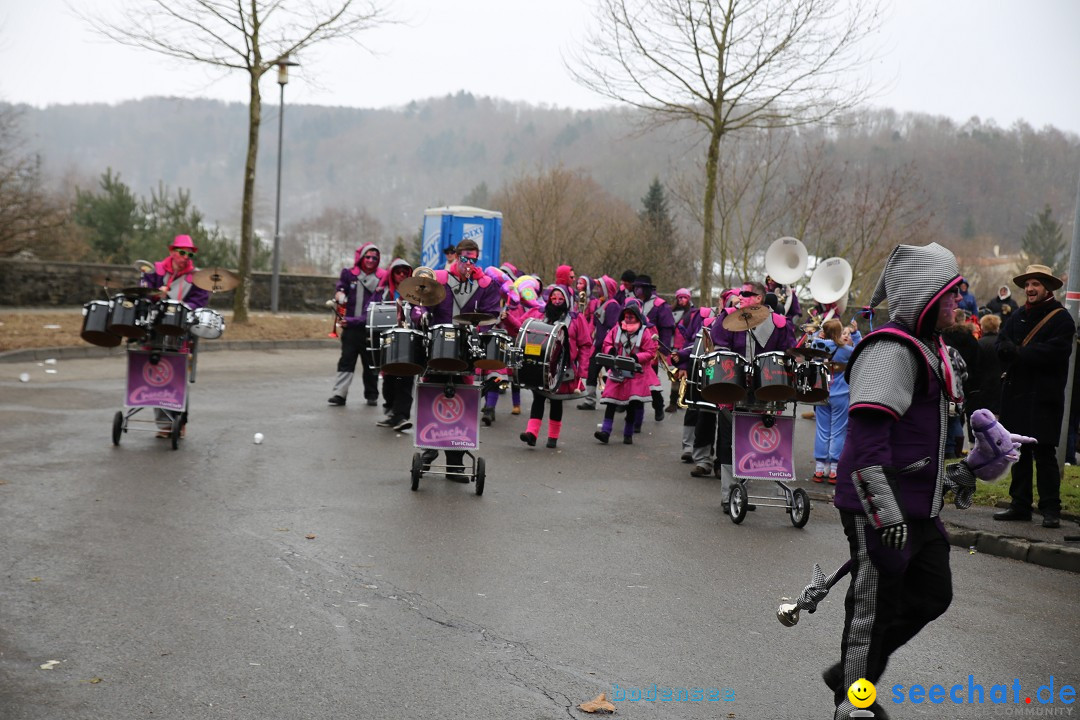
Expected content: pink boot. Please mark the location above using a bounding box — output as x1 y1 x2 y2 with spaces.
546 420 562 449
520 417 541 447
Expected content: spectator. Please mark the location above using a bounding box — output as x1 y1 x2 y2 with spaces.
985 285 1019 319
957 279 979 315
966 313 1003 420
994 264 1075 529
942 310 980 457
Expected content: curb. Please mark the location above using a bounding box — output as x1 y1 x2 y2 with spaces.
0 339 338 363
802 488 1080 574
943 523 1080 573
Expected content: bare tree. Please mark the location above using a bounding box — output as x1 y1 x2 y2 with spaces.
84 0 390 322
489 165 639 284
285 205 384 275
0 106 68 257
570 0 881 300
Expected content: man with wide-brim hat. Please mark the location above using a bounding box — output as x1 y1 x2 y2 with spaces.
631 274 675 423
994 262 1074 528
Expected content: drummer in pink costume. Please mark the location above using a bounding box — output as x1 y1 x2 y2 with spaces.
518 284 593 448
594 300 660 445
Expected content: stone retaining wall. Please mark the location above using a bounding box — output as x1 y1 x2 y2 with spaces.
0 259 335 311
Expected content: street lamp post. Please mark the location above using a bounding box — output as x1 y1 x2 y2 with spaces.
270 54 299 314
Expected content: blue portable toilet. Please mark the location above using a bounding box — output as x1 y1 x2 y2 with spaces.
421 206 502 270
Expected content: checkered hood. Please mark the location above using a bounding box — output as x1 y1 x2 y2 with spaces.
869 243 961 336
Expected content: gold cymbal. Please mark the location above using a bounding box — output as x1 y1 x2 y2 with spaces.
787 346 833 361
453 312 498 326
721 304 770 332
192 267 240 292
397 276 446 307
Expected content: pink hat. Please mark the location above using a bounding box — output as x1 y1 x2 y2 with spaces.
675 288 691 299
170 234 198 252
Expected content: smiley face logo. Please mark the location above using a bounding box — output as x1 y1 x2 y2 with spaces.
847 678 876 709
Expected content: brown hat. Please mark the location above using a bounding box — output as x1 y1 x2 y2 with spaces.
1013 264 1063 292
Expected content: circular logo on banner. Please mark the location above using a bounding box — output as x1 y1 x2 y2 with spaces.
749 421 780 452
433 393 464 422
142 359 173 387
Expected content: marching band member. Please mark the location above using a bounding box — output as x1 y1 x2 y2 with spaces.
373 258 417 432
667 288 709 414
670 291 713 460
328 243 385 407
418 239 501 481
140 234 210 438
518 284 593 448
765 274 802 323
594 299 660 445
578 275 620 411
140 234 210 309
688 281 794 509
632 275 675 422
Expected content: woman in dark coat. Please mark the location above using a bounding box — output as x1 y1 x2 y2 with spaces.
966 313 1003 418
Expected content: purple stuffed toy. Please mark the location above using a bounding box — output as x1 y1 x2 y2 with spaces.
965 408 1035 480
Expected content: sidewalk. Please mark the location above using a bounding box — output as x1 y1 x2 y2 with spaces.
797 481 1080 573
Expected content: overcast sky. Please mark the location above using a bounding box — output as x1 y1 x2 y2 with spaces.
1 0 1078 134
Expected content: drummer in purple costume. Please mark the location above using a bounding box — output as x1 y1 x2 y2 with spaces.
372 258 418 433
825 242 1027 719
687 281 794 507
328 242 386 407
139 234 210 437
419 239 501 481
140 234 210 310
578 275 621 410
632 275 675 422
594 300 660 445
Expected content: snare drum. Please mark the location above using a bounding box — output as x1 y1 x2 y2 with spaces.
753 350 796 402
153 300 192 336
366 302 399 367
81 300 121 347
107 294 150 339
189 307 225 339
473 330 513 370
427 324 472 372
698 349 750 404
513 318 567 392
381 328 427 376
795 358 831 405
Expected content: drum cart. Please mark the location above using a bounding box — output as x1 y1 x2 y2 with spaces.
725 405 810 528
113 333 197 451
409 374 485 495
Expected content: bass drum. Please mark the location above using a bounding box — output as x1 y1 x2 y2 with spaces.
81 300 122 347
513 318 567 392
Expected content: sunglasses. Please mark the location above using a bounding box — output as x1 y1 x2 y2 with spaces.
174 249 195 258
458 255 478 265
739 290 760 298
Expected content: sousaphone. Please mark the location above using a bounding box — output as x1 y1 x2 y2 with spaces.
764 237 809 285
808 257 852 320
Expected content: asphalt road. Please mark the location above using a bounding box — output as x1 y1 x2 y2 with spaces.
1 349 1077 720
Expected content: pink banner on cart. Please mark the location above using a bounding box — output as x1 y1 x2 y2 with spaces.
732 413 795 480
414 383 480 450
126 351 187 410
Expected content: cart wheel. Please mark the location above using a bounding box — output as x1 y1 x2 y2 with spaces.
728 484 748 524
474 457 485 496
410 452 422 491
170 416 182 450
112 411 124 446
789 488 810 528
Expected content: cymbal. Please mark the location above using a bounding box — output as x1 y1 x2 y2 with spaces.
117 286 164 299
453 312 498 326
91 274 126 289
397 276 446 307
192 267 240 292
721 305 770 332
786 346 833 361
133 259 155 274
